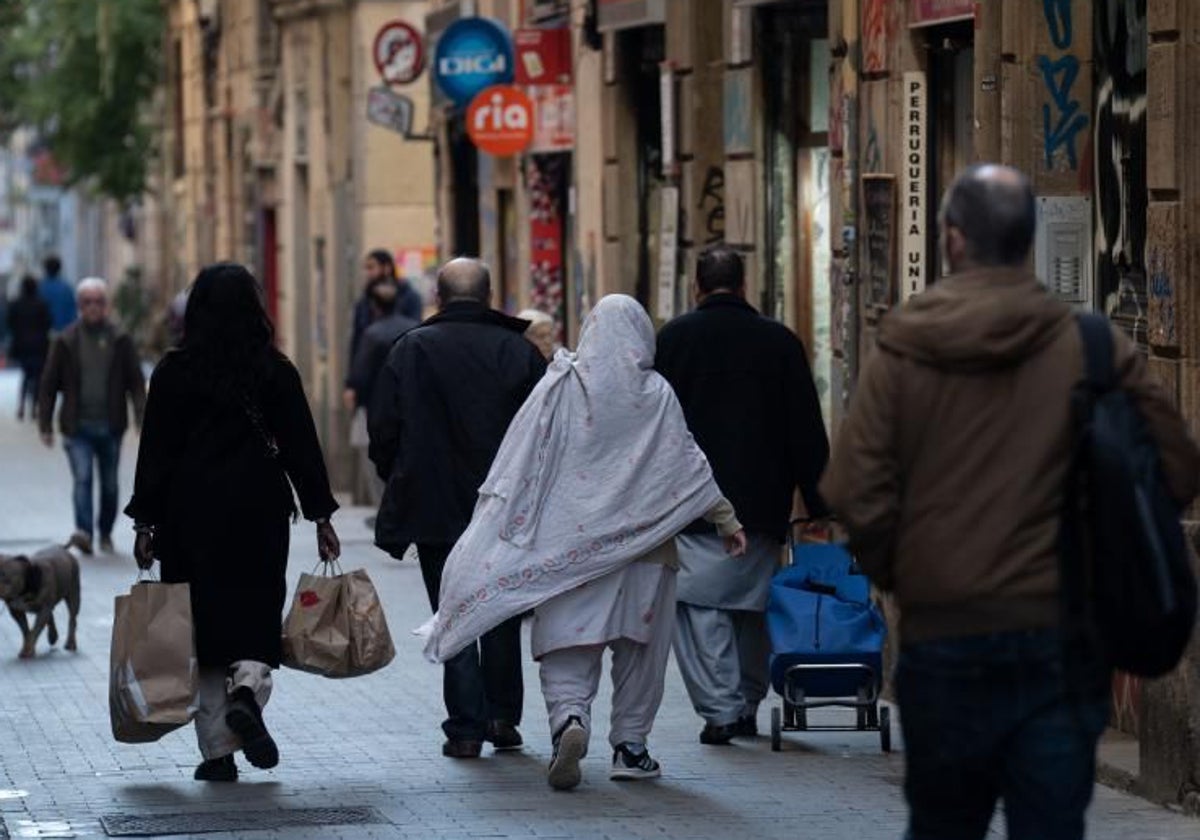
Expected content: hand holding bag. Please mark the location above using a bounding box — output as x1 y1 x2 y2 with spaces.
281 562 395 678
109 575 200 743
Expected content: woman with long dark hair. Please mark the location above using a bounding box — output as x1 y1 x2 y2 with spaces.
6 275 51 420
126 263 340 782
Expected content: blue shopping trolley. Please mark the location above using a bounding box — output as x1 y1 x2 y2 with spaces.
766 529 891 753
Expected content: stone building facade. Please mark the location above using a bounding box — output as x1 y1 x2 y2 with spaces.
160 0 437 495
418 0 1200 809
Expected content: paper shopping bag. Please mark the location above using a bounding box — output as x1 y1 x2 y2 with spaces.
281 567 394 678
109 581 199 743
343 568 395 675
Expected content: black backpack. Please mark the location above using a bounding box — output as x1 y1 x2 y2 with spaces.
1061 314 1198 678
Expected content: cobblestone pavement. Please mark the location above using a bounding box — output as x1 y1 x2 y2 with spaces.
0 371 1195 839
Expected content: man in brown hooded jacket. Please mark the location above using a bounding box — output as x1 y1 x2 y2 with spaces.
821 164 1200 840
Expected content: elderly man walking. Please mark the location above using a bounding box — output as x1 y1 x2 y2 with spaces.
369 258 546 758
38 278 146 555
822 165 1200 840
656 244 830 744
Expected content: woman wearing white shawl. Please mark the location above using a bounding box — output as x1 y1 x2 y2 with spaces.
422 294 746 790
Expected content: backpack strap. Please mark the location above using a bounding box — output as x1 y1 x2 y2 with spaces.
1075 312 1115 391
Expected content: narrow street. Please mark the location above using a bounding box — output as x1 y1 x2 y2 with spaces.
0 369 1193 840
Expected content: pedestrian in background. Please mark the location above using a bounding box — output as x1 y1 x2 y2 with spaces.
346 280 418 522
516 308 557 360
657 245 829 745
126 262 340 783
7 275 52 421
369 257 545 759
821 165 1200 840
348 281 418 421
38 278 145 556
39 255 76 333
420 294 747 792
345 249 422 412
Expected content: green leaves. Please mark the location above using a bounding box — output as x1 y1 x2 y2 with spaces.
0 0 163 202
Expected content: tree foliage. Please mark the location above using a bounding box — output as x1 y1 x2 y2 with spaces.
0 0 163 202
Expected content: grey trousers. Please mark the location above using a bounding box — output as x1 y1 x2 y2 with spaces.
673 604 770 727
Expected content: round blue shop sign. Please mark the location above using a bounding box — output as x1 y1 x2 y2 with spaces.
434 17 515 106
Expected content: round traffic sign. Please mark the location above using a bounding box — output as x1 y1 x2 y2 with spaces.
373 20 424 86
434 17 514 106
466 85 534 157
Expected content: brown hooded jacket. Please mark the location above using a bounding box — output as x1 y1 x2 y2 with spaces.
820 268 1200 645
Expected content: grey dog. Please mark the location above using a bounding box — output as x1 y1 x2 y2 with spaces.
0 540 83 659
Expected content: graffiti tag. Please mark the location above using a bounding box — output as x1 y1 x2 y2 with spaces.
698 166 725 245
1037 0 1088 170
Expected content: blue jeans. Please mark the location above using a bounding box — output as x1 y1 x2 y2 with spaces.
896 629 1110 840
64 422 121 538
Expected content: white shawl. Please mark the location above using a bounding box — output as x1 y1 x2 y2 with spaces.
419 294 724 662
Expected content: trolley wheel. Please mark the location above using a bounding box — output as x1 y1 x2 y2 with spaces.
880 706 892 753
771 706 783 752
867 702 879 729
793 690 808 731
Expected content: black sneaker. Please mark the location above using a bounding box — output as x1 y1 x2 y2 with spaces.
486 721 524 752
442 739 483 758
225 687 279 770
699 722 736 745
732 714 758 738
610 743 661 781
194 755 238 782
548 717 588 791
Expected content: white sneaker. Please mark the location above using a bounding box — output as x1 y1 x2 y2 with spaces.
548 717 588 791
610 743 661 780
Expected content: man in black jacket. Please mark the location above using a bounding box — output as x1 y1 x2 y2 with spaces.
369 258 546 758
656 245 829 745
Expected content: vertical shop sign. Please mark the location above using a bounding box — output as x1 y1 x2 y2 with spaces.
656 186 680 321
528 155 567 335
660 62 675 174
902 71 926 300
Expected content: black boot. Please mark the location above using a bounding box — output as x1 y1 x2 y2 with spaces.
225 686 279 770
194 754 238 782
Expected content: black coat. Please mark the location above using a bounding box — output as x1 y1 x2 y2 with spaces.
347 312 419 410
368 301 546 554
6 296 51 362
125 351 338 667
656 294 830 542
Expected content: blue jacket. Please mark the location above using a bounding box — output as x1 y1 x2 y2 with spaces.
39 276 77 331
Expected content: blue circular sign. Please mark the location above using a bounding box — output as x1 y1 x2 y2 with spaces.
434 17 515 107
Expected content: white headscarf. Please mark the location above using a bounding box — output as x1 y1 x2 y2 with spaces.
420 294 724 661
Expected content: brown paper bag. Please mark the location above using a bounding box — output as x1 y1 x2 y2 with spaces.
281 566 394 678
109 581 199 743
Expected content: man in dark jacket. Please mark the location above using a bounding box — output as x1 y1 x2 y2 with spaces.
656 245 829 745
369 257 546 759
347 282 418 522
38 278 146 555
822 165 1200 840
344 248 422 412
347 282 418 413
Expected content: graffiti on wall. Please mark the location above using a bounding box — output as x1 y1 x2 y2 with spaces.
1037 0 1089 170
863 0 889 75
698 166 725 245
1095 0 1150 342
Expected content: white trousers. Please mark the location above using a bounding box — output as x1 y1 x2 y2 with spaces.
538 571 675 751
195 660 273 761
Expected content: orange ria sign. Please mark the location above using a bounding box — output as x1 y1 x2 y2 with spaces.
466 85 534 157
